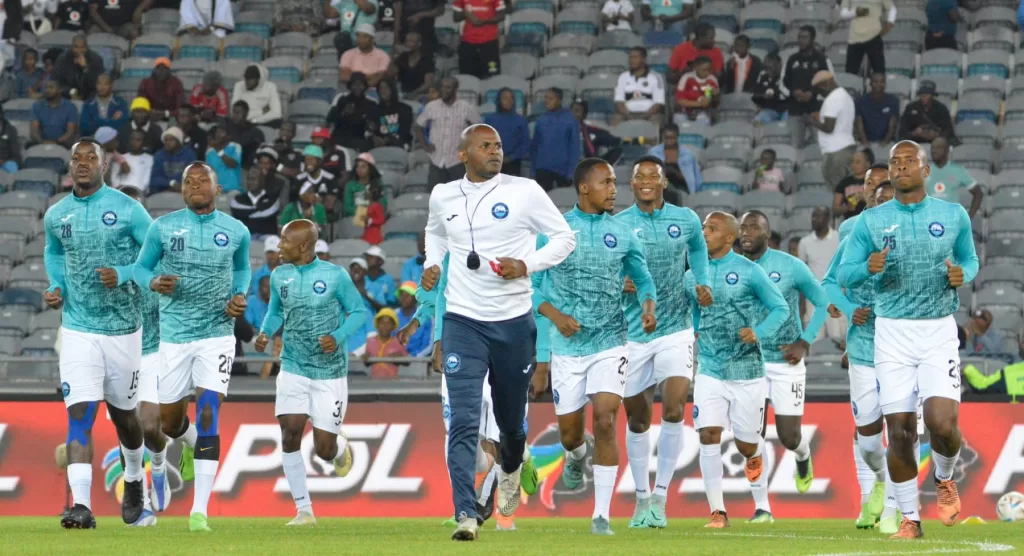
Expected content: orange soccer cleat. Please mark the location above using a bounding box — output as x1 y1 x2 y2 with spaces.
890 517 923 539
705 510 730 529
935 479 961 527
744 455 763 483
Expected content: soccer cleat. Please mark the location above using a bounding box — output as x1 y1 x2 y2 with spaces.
476 478 497 525
795 456 813 494
855 505 877 529
878 515 900 535
179 443 195 482
130 509 157 527
935 479 961 526
188 512 212 532
744 455 764 483
520 450 539 496
705 510 730 528
647 494 668 528
496 467 522 517
451 514 479 541
890 518 923 539
121 478 145 524
494 512 516 531
286 510 316 526
151 467 172 512
749 509 775 524
333 436 353 478
440 517 458 527
590 516 614 535
868 480 886 520
562 455 585 490
60 504 96 529
628 498 650 528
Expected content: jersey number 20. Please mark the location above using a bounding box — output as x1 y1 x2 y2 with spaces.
170 237 185 252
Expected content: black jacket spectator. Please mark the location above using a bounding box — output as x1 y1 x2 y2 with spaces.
327 73 378 152
783 45 829 115
900 83 956 144
721 55 763 94
1 0 22 41
118 120 163 154
225 117 265 169
231 184 282 236
751 69 787 113
53 44 105 101
373 81 414 149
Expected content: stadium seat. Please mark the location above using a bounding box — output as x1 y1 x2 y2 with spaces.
36 30 76 51
701 167 744 194
556 7 601 36
235 11 273 39
287 99 330 126
21 238 43 265
9 263 47 291
790 189 834 212
20 330 57 357
482 76 530 112
788 3 831 29
951 144 994 171
0 336 21 355
885 50 916 79
966 49 1010 78
580 73 619 102
122 56 158 78
141 8 180 35
611 120 659 143
739 189 787 220
970 24 1014 52
548 187 577 211
976 264 1024 290
986 237 1024 265
0 241 21 266
23 144 69 174
509 9 554 39
707 121 755 149
382 215 426 240
29 308 60 335
264 56 306 84
296 78 337 103
0 310 29 337
271 32 315 59
369 147 409 174
379 238 418 259
987 213 1024 240
0 288 42 314
547 33 594 57
133 32 175 59
921 48 963 77
971 6 1017 30
703 144 751 171
0 191 46 217
956 120 999 148
501 53 539 80
717 94 758 122
11 169 57 198
699 2 739 33
596 30 642 52
743 4 786 33
3 99 34 123
147 191 186 217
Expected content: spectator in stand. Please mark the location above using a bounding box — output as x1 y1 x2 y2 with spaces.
0 106 21 174
612 47 665 125
900 80 955 144
674 56 719 125
364 308 409 378
117 97 163 153
721 34 761 94
855 72 899 146
232 64 282 126
396 281 432 356
178 0 234 37
962 309 1003 357
798 206 842 341
190 71 230 123
372 79 414 149
362 245 397 311
274 122 303 179
389 31 435 100
226 101 266 169
30 80 77 148
809 71 857 193
752 148 785 192
926 0 962 51
839 0 895 75
530 87 580 190
176 104 208 158
328 72 378 152
250 235 282 294
310 127 351 185
484 88 529 176
315 240 330 261
668 23 723 86
832 148 872 218
340 24 392 88
347 258 374 353
280 181 329 231
783 26 832 147
327 0 379 55
768 231 781 250
245 275 271 331
788 236 800 257
206 124 243 193
401 232 425 283
601 0 634 31
927 136 982 218
137 57 185 121
751 53 787 125
22 0 54 36
648 123 701 192
15 48 45 99
362 183 387 244
295 145 341 216
453 0 505 78
640 0 693 33
392 0 446 56
254 145 290 203
55 0 90 31
52 34 104 101
149 126 196 194
89 0 148 40
344 152 389 218
415 76 481 187
572 99 623 164
94 127 123 184
232 166 282 240
79 73 128 137
273 0 325 35
109 129 154 192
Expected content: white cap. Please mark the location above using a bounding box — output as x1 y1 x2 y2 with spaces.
364 245 386 261
355 23 376 36
350 257 368 270
315 240 329 254
264 235 280 253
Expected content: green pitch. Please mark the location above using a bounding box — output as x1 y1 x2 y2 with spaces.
4 518 1021 555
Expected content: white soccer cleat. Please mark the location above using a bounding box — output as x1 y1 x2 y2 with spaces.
451 513 479 541
333 433 353 478
496 466 522 517
286 509 317 526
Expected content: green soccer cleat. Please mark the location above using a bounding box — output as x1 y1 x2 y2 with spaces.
179 443 195 483
868 480 885 520
441 517 458 527
795 456 813 494
855 505 877 529
749 509 775 524
878 515 900 535
188 512 211 532
590 517 614 536
647 494 668 528
520 451 539 496
628 498 650 529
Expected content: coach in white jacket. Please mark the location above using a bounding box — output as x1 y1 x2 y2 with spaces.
422 124 575 541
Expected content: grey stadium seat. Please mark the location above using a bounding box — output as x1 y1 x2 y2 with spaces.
0 310 30 337
147 191 185 217
702 144 751 171
987 189 1024 217
0 336 21 355
29 309 61 334
383 215 426 240
390 193 430 218
789 189 833 212
707 121 755 149
369 147 409 174
975 286 1024 312
691 190 739 216
9 262 48 290
985 237 1024 265
21 330 57 356
379 238 418 259
717 93 758 122
0 216 38 244
22 238 44 265
738 190 787 220
540 53 585 77
955 120 999 148
329 239 370 258
548 187 577 210
986 213 1024 240
0 191 46 217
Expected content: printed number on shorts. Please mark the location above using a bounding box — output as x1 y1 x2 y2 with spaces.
129 370 139 395
60 224 72 239
170 237 185 252
333 401 342 426
758 406 766 435
617 357 627 385
218 354 233 384
791 382 804 404
882 235 896 251
948 359 960 389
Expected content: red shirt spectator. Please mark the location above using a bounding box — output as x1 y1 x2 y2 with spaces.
362 200 385 244
453 0 504 44
189 71 231 121
668 23 723 83
676 59 719 119
137 57 186 120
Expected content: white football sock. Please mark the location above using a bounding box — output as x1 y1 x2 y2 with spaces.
182 422 198 448
882 466 899 519
566 442 587 461
853 437 875 505
752 437 764 458
475 446 493 474
749 459 772 512
121 444 145 482
150 446 167 474
191 459 218 516
914 438 921 468
857 432 886 478
792 434 811 462
699 444 725 513
893 478 920 521
932 450 960 482
282 451 311 511
592 465 616 520
654 421 683 497
68 463 92 509
625 429 651 500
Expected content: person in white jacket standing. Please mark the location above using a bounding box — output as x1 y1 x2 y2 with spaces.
231 64 282 126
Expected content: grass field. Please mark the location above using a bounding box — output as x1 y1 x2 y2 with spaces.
3 518 1022 555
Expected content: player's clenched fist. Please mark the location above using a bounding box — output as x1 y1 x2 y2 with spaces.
150 275 179 294
827 304 842 319
319 335 338 354
695 285 714 307
495 257 527 280
254 332 269 353
225 294 247 317
641 313 657 333
623 277 636 294
396 318 419 345
868 247 890 274
739 327 758 344
553 312 581 337
95 267 119 289
852 307 872 326
44 287 63 309
431 341 442 373
420 265 441 291
945 259 964 288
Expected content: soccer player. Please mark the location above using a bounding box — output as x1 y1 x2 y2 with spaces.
824 181 897 530
614 155 711 528
839 164 890 242
839 141 978 539
134 162 252 532
46 140 153 529
532 157 658 535
254 219 365 526
688 211 789 529
738 210 830 522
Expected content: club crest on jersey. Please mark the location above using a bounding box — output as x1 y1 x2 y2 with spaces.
768 271 782 283
725 272 739 285
667 224 681 238
312 280 327 295
101 211 117 226
603 233 618 248
442 402 451 427
213 232 229 247
553 389 560 405
61 382 70 397
444 353 461 374
491 202 509 220
692 405 699 419
929 221 945 238
852 401 858 416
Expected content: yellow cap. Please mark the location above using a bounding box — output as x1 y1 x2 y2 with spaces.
374 307 399 328
130 97 151 112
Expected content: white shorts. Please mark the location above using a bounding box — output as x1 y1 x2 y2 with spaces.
159 336 236 404
551 346 628 416
59 327 142 411
849 363 882 427
765 360 807 417
692 374 768 444
875 316 961 415
440 373 501 442
624 329 695 398
138 352 163 405
274 370 349 433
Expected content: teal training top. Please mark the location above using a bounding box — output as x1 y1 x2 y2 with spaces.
823 237 876 367
748 248 830 363
134 209 252 343
141 286 160 355
615 202 709 342
838 214 858 242
43 185 151 336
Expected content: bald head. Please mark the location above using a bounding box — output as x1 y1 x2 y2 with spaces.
279 219 319 264
459 124 499 150
889 140 930 193
703 211 739 256
459 124 504 182
708 211 739 234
